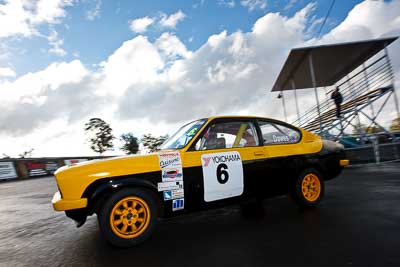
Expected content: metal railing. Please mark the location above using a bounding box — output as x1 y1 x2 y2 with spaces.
292 54 393 134
346 142 400 165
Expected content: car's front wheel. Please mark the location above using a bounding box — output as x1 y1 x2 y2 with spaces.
98 188 158 247
291 168 324 208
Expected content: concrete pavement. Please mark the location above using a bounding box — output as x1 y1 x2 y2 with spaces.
0 163 399 267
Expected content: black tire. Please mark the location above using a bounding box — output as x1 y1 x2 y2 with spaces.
98 188 158 247
290 168 325 208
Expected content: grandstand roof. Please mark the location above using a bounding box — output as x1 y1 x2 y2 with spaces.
271 37 398 92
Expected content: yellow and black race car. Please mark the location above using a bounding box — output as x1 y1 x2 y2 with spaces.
52 116 348 247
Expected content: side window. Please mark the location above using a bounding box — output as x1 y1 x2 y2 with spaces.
194 121 259 150
258 121 300 145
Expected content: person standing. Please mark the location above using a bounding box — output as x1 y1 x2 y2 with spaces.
331 87 343 118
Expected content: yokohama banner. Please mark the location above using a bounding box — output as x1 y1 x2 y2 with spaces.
64 159 87 166
26 162 47 177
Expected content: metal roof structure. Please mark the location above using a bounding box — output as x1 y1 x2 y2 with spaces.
271 37 398 92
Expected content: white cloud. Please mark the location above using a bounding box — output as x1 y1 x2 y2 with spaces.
1 60 88 102
240 0 267 11
0 0 72 60
155 32 191 59
159 10 186 29
86 0 102 21
193 0 206 9
2 1 400 156
0 67 16 78
32 0 73 24
0 0 73 38
218 0 236 8
284 0 298 11
116 5 313 124
47 29 67 56
318 0 400 44
129 16 155 33
129 11 186 34
207 30 228 49
0 0 34 38
0 60 91 138
98 36 164 96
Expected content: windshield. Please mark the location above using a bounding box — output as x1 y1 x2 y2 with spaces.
160 119 207 150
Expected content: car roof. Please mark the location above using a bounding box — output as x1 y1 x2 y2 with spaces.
206 115 273 120
203 115 301 131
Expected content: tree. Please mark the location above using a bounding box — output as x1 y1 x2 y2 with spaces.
141 134 169 153
389 118 400 131
364 125 382 134
18 148 34 158
120 133 139 155
353 123 382 134
352 123 366 135
84 118 115 155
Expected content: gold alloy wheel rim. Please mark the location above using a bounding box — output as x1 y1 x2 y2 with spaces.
110 196 151 239
301 173 321 202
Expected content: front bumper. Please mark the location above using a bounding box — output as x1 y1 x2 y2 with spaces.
52 191 88 211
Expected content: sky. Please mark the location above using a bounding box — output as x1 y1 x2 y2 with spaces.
0 0 400 157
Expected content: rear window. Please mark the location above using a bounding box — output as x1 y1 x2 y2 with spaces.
258 121 301 145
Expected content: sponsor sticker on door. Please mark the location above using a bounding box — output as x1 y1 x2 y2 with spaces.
163 190 173 201
172 198 184 211
158 151 183 182
158 151 185 210
157 180 184 192
163 188 184 201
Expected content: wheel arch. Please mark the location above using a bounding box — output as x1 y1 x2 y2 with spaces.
294 156 328 181
82 176 164 218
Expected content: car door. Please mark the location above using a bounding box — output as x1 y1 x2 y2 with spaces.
181 118 265 211
256 119 302 197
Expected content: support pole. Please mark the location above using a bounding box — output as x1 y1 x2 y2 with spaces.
347 74 360 140
308 53 323 135
373 138 380 165
281 90 288 122
323 86 329 101
355 110 365 145
339 119 344 138
384 45 400 120
346 74 355 100
291 79 301 126
362 63 375 118
383 45 399 161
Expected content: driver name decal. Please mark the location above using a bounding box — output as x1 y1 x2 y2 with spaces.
272 135 290 143
201 151 244 202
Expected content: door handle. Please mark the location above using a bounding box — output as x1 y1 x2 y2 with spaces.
253 151 265 157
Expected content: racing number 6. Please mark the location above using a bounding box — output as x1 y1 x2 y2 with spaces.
216 163 229 184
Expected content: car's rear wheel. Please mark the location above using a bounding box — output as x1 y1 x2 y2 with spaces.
98 188 158 247
291 168 324 208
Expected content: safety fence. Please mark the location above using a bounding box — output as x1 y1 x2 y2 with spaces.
0 156 112 181
345 142 400 165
